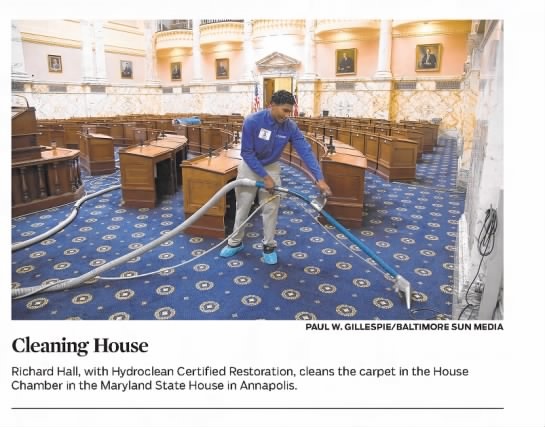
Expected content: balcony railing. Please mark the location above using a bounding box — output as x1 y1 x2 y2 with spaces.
200 19 243 26
157 20 193 31
156 20 244 31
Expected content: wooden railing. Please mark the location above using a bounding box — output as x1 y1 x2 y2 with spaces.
12 148 84 217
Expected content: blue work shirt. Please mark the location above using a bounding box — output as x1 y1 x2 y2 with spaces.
241 109 324 181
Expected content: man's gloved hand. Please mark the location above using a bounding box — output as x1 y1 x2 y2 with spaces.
316 179 332 196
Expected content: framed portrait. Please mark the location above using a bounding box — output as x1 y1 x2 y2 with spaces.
416 43 441 72
215 58 229 79
120 60 133 79
336 48 356 75
171 62 181 81
48 55 62 73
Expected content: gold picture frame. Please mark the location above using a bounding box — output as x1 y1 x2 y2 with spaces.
215 58 229 79
335 48 356 75
171 62 181 81
120 60 133 79
48 55 62 73
416 43 441 72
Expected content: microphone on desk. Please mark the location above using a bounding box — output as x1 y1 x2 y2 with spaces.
208 147 213 158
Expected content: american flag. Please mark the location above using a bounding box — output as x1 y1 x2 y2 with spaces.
252 84 260 113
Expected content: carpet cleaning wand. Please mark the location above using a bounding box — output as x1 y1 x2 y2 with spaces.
261 182 412 310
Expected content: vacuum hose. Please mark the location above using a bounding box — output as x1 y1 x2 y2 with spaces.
13 179 411 309
12 178 257 299
12 185 122 252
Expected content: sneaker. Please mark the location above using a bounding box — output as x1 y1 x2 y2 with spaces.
262 245 278 265
220 243 244 258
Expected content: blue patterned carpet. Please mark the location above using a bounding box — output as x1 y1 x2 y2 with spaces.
12 137 464 320
410 134 459 190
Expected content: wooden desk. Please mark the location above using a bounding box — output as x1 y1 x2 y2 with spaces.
181 149 240 238
110 123 125 145
401 121 439 149
200 127 223 151
375 125 391 136
404 128 424 160
390 127 409 139
403 124 435 152
337 127 351 145
186 125 201 153
149 135 188 189
350 130 366 155
306 137 367 228
119 145 175 208
364 132 380 170
90 123 112 136
377 136 418 181
79 132 115 175
63 123 85 149
220 144 242 161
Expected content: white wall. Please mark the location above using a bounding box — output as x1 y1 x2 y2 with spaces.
456 21 503 319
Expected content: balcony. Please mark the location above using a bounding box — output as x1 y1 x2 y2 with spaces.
199 20 244 45
251 20 305 38
155 20 246 49
315 19 379 35
155 20 193 50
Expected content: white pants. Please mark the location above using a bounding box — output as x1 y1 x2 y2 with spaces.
228 160 281 248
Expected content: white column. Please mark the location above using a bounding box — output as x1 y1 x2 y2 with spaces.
302 19 316 79
468 21 483 71
191 19 203 82
144 20 160 86
373 19 393 79
11 22 31 81
93 20 108 83
80 20 96 83
241 19 254 81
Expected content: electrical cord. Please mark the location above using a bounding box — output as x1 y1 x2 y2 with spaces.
457 207 498 320
96 194 280 281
